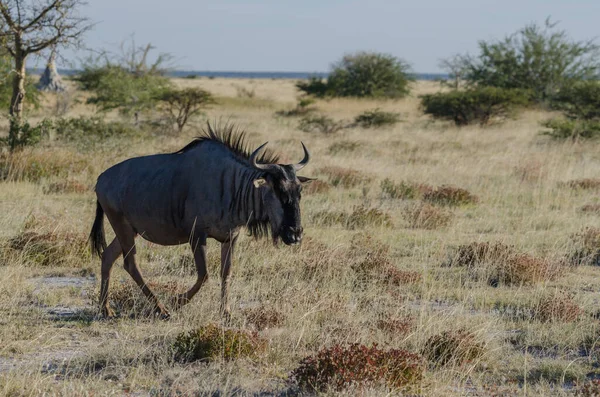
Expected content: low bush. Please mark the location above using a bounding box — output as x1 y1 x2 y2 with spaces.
6 215 88 267
551 81 600 121
346 205 393 230
299 114 344 134
422 330 485 367
562 178 600 190
242 305 285 331
421 87 530 126
43 180 89 195
174 324 266 362
580 204 600 213
422 185 478 206
291 343 424 392
380 178 433 200
354 109 401 128
535 291 584 323
402 202 453 229
569 227 600 266
53 116 140 143
318 166 372 188
2 119 53 151
349 234 392 280
376 316 414 335
327 140 360 155
449 242 515 268
541 118 600 141
276 97 317 117
295 76 329 98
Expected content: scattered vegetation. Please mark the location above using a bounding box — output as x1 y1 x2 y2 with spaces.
422 330 485 367
174 324 266 363
291 343 424 392
276 97 317 117
402 202 453 229
298 114 344 134
327 140 360 155
541 118 600 141
53 116 140 144
6 215 88 267
0 149 91 182
317 166 372 188
422 185 478 206
354 109 401 128
312 206 393 230
421 87 530 126
569 227 600 266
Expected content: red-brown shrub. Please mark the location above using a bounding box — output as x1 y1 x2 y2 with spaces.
291 343 424 391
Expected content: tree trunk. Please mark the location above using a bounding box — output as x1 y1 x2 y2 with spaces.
8 42 27 151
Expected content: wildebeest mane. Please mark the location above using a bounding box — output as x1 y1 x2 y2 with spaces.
176 122 280 165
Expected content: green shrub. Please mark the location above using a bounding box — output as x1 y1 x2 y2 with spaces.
276 97 317 117
552 81 600 120
328 52 413 98
53 116 140 143
463 19 600 102
299 114 344 134
355 109 401 128
291 343 424 392
1 118 52 150
421 87 530 126
541 118 600 141
173 324 266 362
296 76 329 98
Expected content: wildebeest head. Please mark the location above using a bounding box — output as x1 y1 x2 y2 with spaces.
250 142 312 245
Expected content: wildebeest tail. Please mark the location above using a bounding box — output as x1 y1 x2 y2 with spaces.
90 200 107 258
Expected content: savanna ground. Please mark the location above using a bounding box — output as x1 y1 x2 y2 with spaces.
2 77 600 396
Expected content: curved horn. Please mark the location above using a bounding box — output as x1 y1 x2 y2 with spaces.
293 142 310 171
250 142 278 172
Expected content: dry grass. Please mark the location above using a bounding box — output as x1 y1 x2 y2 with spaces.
1 79 599 395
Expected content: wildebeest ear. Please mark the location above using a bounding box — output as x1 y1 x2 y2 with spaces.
253 178 268 188
298 176 316 184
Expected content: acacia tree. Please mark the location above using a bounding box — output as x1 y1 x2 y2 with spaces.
0 0 91 150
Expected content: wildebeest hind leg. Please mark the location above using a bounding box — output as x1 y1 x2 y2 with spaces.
109 216 170 320
220 236 237 323
172 236 208 309
99 238 121 318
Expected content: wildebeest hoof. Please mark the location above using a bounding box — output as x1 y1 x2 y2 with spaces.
154 306 171 320
101 307 116 319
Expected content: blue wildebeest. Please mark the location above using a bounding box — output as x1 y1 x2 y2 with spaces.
89 123 312 319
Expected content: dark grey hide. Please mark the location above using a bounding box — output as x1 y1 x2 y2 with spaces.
89 125 311 319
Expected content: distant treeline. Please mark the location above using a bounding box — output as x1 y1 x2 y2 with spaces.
27 68 448 81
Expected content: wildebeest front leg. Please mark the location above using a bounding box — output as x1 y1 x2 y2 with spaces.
172 236 209 309
99 238 121 318
220 234 238 321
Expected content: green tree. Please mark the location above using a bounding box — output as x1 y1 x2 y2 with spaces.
464 18 600 102
158 87 214 132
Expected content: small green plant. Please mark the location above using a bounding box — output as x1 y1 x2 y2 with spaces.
173 324 266 362
421 87 530 126
402 202 453 229
158 87 214 132
299 114 344 134
422 185 478 206
355 109 401 128
422 330 485 367
291 343 424 392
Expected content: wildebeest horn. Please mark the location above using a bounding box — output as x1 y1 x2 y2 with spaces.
293 142 310 171
250 142 278 172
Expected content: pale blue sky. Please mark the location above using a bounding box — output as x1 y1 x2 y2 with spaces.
57 0 600 73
